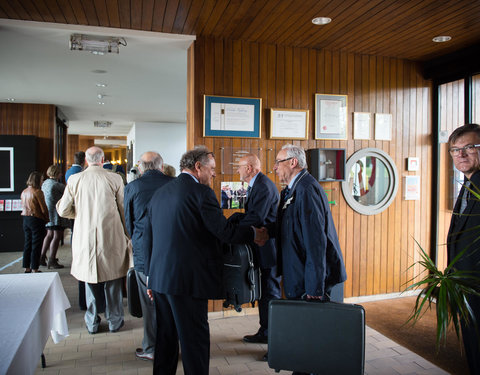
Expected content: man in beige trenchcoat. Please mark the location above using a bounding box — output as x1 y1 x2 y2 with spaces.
57 146 131 334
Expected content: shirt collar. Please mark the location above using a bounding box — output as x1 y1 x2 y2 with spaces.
182 171 199 183
249 172 260 188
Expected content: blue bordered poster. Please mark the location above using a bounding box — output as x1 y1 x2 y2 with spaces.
204 95 262 138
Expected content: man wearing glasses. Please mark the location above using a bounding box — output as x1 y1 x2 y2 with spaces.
270 144 346 301
447 123 480 375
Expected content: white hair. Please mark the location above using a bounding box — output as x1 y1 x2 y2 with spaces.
282 144 307 169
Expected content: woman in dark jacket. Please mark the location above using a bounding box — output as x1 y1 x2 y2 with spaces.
40 165 70 269
21 171 49 273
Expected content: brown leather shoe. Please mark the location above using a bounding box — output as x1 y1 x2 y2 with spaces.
48 259 64 269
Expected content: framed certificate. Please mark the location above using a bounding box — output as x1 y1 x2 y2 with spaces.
203 95 262 138
374 113 392 141
353 112 371 140
270 108 309 139
315 94 348 140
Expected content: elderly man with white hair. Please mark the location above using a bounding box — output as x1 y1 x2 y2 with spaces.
57 146 131 334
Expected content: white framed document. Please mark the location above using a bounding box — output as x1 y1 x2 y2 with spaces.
270 108 309 139
315 94 347 140
374 113 392 141
353 112 371 140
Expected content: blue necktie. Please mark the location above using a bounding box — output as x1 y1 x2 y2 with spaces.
246 185 252 198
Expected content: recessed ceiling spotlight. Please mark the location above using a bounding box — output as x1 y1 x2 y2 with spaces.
432 35 451 43
97 94 105 99
98 101 105 105
96 83 107 87
312 17 331 25
5 98 15 102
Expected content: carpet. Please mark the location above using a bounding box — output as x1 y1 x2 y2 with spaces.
361 296 469 375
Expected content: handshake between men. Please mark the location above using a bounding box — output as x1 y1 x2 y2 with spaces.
254 227 269 246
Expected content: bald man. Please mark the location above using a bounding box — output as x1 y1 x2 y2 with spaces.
124 151 175 361
57 146 130 334
230 153 281 346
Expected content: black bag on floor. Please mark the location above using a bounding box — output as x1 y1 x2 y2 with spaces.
268 299 365 374
222 243 261 312
127 268 142 318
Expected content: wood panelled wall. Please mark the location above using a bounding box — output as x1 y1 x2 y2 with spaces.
437 79 465 270
0 103 55 175
192 36 433 306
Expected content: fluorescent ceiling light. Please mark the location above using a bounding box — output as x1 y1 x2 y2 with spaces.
94 139 127 146
70 34 127 54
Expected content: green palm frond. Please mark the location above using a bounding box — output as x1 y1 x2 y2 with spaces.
404 238 480 350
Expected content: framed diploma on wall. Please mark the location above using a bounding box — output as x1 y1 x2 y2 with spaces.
203 95 262 138
270 108 309 139
315 94 348 140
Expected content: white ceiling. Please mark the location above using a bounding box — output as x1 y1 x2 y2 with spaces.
0 19 194 136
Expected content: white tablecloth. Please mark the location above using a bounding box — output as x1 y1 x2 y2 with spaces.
0 272 71 375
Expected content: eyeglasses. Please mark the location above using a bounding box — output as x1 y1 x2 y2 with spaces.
449 144 480 157
274 157 293 166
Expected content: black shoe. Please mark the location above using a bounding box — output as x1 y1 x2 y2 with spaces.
243 332 268 344
110 320 124 333
262 352 268 361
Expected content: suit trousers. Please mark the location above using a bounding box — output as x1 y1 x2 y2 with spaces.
136 270 156 354
85 277 124 332
258 265 282 336
461 294 480 375
22 216 46 270
153 292 209 375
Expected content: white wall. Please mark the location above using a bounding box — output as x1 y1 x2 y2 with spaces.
130 122 186 175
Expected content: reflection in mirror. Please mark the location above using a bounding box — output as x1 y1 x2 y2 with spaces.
341 148 398 216
349 156 389 206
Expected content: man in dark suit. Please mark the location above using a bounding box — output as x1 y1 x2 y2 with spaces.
447 124 480 375
124 151 174 361
144 146 267 375
229 153 281 345
267 144 347 375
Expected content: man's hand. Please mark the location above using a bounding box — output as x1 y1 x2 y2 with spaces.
254 227 269 246
147 288 154 302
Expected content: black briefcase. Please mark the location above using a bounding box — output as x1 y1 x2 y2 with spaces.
127 268 142 318
222 243 261 312
268 299 365 374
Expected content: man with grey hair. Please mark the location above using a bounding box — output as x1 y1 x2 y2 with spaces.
124 151 174 361
144 146 267 375
57 146 131 334
271 143 346 302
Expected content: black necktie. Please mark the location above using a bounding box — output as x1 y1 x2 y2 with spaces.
460 181 471 214
283 187 290 198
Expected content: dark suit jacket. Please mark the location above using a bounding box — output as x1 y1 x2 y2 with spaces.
124 169 174 274
447 170 480 273
269 169 347 298
229 172 279 268
144 173 254 299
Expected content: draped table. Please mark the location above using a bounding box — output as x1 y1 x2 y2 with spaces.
0 272 71 374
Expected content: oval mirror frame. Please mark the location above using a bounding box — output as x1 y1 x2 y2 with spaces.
341 148 399 215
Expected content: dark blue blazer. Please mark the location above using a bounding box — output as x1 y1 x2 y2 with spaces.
124 169 174 274
65 165 82 183
229 172 279 268
144 173 254 299
271 169 347 298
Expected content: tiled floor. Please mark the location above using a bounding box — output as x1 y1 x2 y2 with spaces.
0 240 450 375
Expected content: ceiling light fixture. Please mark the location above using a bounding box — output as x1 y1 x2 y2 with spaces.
432 35 451 43
312 17 332 25
97 101 105 105
94 120 112 128
97 94 105 99
70 34 127 54
5 98 15 102
96 83 107 87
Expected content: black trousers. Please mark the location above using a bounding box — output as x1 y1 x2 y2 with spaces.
153 292 209 375
258 265 282 335
461 294 480 375
22 216 46 269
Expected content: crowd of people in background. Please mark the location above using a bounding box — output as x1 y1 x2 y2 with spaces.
18 128 480 375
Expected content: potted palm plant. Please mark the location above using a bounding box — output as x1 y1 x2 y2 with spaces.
405 182 480 350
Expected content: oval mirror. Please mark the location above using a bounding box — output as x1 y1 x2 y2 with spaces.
341 148 398 215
